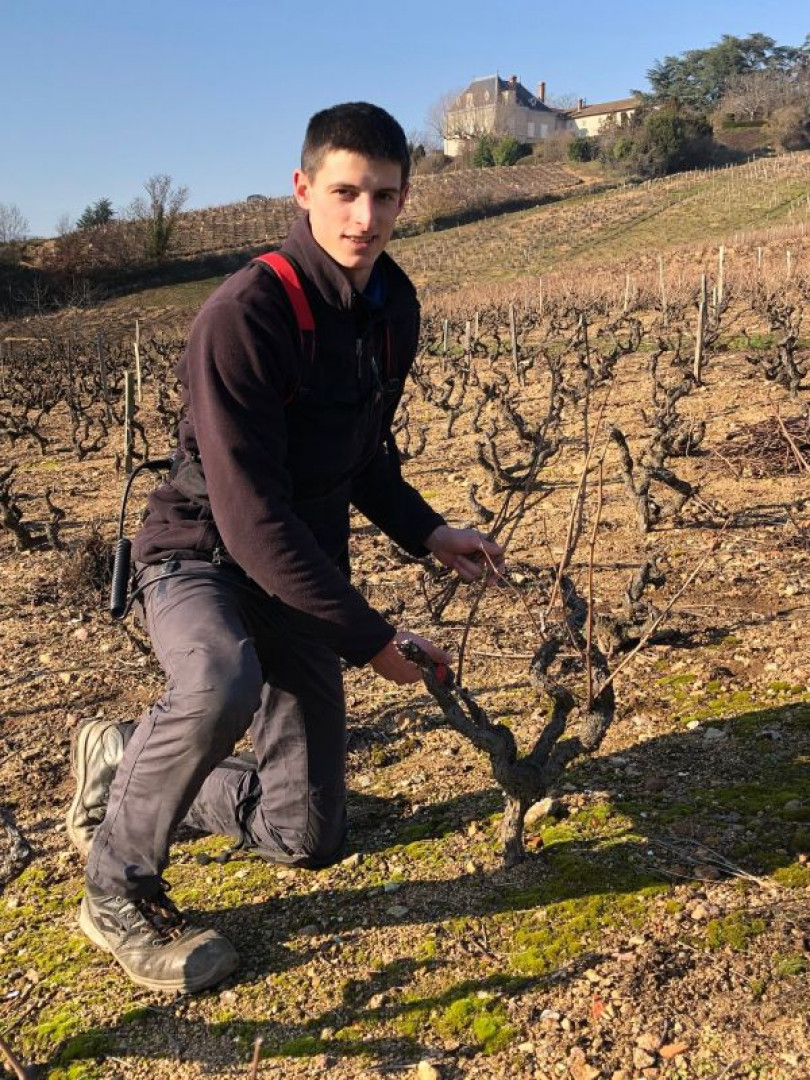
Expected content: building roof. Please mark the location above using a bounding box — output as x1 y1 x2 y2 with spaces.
450 75 558 114
569 96 641 118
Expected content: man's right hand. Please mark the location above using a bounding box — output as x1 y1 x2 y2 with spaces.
370 630 451 685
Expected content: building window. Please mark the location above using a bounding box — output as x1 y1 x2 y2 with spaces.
527 121 535 138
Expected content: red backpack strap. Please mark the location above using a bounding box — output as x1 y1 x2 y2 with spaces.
253 252 316 395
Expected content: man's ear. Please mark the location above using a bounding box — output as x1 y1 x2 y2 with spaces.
396 182 410 216
293 169 312 210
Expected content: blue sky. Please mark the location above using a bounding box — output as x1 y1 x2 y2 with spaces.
2 0 808 237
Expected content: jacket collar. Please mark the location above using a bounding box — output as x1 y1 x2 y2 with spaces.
282 213 397 317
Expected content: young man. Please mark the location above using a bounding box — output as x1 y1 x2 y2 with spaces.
67 102 503 993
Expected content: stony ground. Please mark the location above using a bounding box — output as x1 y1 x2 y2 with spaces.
1 296 809 1080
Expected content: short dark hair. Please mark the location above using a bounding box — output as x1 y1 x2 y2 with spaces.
301 102 411 187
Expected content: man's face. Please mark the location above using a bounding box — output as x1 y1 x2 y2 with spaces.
293 149 407 291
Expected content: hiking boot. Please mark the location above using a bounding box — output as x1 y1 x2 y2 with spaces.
79 877 239 992
66 719 135 858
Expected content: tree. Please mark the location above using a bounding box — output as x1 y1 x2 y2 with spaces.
492 135 525 166
128 174 189 260
77 197 115 230
646 33 805 113
472 134 495 168
568 136 598 162
425 88 465 146
0 203 29 244
599 104 714 178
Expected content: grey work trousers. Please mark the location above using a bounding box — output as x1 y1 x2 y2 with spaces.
87 560 347 900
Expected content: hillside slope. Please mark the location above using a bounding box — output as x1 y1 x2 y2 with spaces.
392 152 810 293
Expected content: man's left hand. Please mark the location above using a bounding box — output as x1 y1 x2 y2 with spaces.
424 525 505 583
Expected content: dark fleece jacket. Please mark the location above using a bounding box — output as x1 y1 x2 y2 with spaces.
132 215 444 666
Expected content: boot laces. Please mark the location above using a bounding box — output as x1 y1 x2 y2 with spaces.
135 884 186 943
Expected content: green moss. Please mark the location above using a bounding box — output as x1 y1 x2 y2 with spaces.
119 1007 149 1026
659 672 697 689
772 863 810 888
57 1032 111 1065
749 977 767 1000
36 1011 82 1043
417 935 438 960
435 995 513 1054
508 888 654 975
48 1065 103 1080
705 912 766 952
267 1034 325 1058
774 953 808 977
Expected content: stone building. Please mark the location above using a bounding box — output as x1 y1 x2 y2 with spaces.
568 97 642 137
443 75 572 157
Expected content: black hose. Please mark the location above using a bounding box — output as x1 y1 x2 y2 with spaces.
110 457 173 620
110 538 132 619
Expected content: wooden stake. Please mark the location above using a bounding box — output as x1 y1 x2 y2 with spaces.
717 245 725 310
442 319 449 354
694 273 707 385
508 303 519 381
658 256 667 326
134 319 142 403
473 310 479 342
123 370 135 474
623 272 632 313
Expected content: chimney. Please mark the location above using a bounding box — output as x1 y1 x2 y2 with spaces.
578 98 585 111
509 74 517 86
537 81 546 103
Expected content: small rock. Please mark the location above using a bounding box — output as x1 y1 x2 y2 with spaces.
690 903 709 922
783 799 803 813
320 1027 335 1040
219 990 237 1006
540 1009 561 1023
368 993 387 1010
416 1062 441 1080
383 881 401 893
686 720 701 730
518 1041 535 1054
660 1041 690 1060
387 904 409 918
73 627 89 641
525 797 563 825
611 1071 629 1080
636 1031 663 1053
633 1047 656 1069
464 860 478 874
584 968 601 984
568 1046 600 1080
299 924 319 936
702 726 725 741
342 852 363 868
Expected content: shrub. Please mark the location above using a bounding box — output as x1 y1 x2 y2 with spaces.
599 104 715 178
769 104 810 152
568 136 598 162
492 136 527 166
472 135 495 168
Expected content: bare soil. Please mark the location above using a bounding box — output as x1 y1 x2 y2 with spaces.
1 290 809 1080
